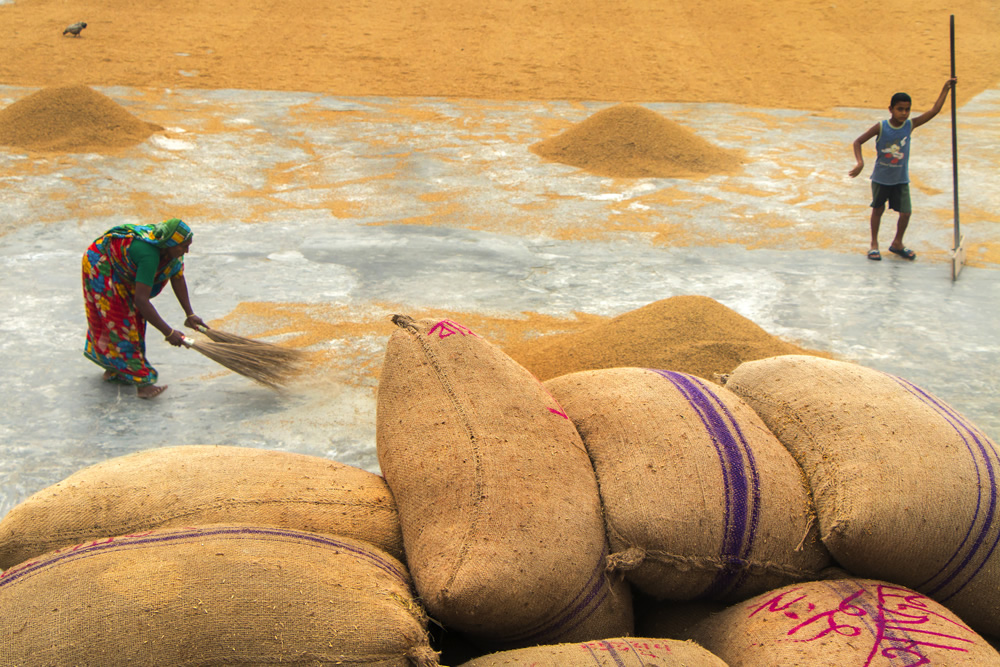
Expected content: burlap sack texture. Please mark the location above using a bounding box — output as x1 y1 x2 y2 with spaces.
457 637 728 666
545 368 829 602
0 525 438 666
688 578 1000 666
0 445 403 570
724 355 1000 637
376 315 633 646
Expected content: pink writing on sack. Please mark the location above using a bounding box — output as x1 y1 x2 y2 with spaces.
748 584 977 666
427 320 478 339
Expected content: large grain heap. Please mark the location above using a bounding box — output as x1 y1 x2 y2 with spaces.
531 104 743 178
505 295 826 381
0 85 162 152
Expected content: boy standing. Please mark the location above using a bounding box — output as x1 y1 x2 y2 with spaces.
849 77 956 260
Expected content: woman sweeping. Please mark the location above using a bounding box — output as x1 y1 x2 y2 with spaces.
82 218 207 398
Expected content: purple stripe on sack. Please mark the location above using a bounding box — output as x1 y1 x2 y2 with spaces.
621 640 653 667
888 376 997 591
500 550 611 645
887 374 1000 601
649 370 762 599
0 526 408 589
587 640 630 667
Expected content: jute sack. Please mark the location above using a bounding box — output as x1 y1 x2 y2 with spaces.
545 368 829 602
0 445 403 570
688 578 1000 666
724 355 1000 636
376 315 632 645
0 525 438 666
458 637 727 666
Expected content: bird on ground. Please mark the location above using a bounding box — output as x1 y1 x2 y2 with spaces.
63 22 87 37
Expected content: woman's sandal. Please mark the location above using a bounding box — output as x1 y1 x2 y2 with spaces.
888 246 916 260
867 249 881 261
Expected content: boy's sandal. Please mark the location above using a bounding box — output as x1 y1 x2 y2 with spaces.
867 249 882 261
888 246 916 260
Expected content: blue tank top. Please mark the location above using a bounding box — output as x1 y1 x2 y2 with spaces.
870 119 912 185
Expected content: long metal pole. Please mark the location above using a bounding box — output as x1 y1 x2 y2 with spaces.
950 15 960 251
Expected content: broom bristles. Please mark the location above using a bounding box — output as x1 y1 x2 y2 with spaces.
198 326 266 346
186 329 308 390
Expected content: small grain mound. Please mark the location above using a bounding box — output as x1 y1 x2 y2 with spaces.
531 104 742 178
504 295 828 382
0 85 162 152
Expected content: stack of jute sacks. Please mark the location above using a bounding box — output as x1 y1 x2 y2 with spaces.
3 312 1000 666
689 354 1000 665
374 314 1000 665
0 446 439 665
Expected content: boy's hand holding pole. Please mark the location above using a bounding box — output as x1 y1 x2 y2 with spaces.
928 77 958 118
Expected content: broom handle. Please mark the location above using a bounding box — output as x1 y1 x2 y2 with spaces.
950 14 960 250
181 335 195 348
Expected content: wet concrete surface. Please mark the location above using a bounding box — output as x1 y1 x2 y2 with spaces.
1 85 997 517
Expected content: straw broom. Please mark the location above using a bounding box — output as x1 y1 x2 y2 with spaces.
180 327 308 390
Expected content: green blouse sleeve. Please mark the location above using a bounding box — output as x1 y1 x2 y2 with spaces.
127 240 161 286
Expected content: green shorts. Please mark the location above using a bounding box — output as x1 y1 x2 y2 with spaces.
871 182 911 214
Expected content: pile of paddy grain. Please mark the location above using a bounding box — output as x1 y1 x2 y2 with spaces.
531 104 742 178
504 295 827 382
0 85 162 152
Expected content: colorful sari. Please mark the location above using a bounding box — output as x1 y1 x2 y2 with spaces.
82 219 191 386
